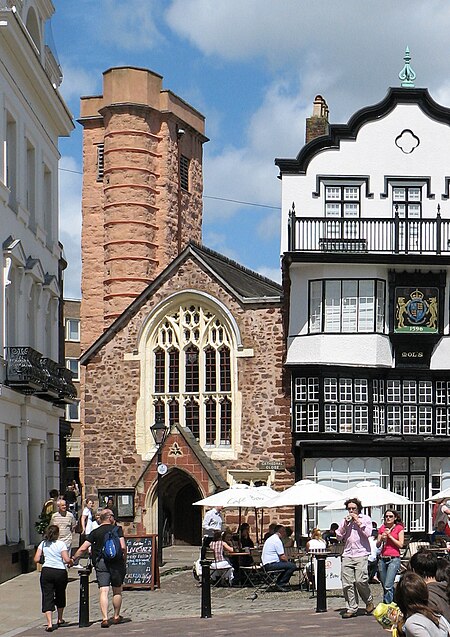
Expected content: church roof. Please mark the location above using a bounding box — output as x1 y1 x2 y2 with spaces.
80 241 282 365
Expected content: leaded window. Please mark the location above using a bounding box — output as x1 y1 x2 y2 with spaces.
149 303 234 449
293 375 450 436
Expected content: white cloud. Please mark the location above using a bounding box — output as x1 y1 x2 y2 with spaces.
257 266 281 284
59 61 99 103
166 0 450 120
97 0 165 51
59 156 82 299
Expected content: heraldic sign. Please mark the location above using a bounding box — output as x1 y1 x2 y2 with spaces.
394 287 438 334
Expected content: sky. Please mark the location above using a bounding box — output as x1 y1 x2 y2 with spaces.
51 0 450 299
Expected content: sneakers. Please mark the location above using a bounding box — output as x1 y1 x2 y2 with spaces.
341 611 357 619
366 602 375 614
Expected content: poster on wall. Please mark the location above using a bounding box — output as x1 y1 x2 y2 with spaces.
394 287 438 334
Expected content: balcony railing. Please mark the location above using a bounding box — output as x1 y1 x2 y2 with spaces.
287 209 450 254
5 347 76 404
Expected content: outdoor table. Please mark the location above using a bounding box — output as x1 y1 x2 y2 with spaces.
227 551 251 585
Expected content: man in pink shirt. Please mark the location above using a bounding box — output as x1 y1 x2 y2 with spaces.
336 497 374 619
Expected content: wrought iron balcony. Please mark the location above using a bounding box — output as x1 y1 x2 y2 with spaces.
5 347 46 393
287 209 450 255
58 367 77 404
39 357 66 400
5 347 76 404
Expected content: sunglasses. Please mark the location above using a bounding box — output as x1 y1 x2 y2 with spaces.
385 514 395 518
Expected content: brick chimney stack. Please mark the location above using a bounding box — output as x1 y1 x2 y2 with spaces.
305 95 329 144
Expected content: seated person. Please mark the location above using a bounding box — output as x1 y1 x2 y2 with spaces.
261 524 297 592
283 526 295 549
306 528 327 585
409 548 450 622
431 521 449 544
322 523 339 546
237 523 254 568
209 530 234 586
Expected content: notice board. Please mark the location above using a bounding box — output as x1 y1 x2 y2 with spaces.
123 535 159 589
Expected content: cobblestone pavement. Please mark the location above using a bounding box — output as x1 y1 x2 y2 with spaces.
2 546 385 637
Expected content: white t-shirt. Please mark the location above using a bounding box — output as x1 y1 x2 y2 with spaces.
82 507 93 535
40 539 68 570
307 538 327 552
262 533 284 565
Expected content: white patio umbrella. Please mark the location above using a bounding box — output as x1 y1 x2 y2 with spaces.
323 481 412 510
193 484 277 508
426 487 450 501
264 479 343 508
193 484 278 543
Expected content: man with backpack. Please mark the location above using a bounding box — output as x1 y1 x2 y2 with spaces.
72 509 127 628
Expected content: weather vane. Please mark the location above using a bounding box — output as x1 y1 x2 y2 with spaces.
399 46 416 88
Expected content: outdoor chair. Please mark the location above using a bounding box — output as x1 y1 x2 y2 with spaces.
247 549 295 600
204 548 234 587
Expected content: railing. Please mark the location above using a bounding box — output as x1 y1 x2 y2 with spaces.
288 210 450 254
5 346 46 393
5 347 76 403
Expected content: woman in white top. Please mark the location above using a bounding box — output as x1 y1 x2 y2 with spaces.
80 497 94 541
395 571 450 636
306 528 327 552
34 525 71 632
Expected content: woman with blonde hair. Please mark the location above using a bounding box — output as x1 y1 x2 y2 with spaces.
306 528 326 552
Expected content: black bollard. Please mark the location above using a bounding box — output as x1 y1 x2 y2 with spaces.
315 554 328 613
200 559 212 618
78 566 91 627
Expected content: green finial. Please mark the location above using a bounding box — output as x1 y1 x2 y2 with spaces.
399 46 416 88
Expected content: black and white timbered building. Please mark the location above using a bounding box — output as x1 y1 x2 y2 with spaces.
276 73 450 534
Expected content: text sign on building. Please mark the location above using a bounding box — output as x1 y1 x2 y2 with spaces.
394 287 438 334
258 460 285 471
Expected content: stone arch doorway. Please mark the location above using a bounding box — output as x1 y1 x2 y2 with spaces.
156 468 203 546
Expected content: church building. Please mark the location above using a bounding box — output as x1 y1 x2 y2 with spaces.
78 67 292 543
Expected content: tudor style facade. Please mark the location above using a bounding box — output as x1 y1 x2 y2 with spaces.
277 85 450 534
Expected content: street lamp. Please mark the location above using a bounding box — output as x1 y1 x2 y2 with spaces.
150 413 169 567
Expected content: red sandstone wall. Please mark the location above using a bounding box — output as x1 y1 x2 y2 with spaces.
82 256 292 530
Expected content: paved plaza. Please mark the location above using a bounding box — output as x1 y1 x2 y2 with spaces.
1 547 385 637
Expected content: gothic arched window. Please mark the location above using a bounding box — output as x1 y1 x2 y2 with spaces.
146 300 237 451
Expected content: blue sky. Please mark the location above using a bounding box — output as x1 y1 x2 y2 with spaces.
52 0 450 299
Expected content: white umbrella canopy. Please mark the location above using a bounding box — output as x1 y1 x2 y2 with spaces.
193 484 278 509
264 479 343 508
426 487 450 501
323 481 412 510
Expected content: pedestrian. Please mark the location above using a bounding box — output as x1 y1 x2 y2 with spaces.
80 497 95 543
409 549 450 622
63 484 78 517
50 499 75 551
72 509 127 628
34 524 71 632
376 509 404 603
395 571 450 636
336 497 374 618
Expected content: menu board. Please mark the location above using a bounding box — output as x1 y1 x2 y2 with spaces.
123 535 159 589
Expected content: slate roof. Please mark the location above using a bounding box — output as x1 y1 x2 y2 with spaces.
80 241 282 365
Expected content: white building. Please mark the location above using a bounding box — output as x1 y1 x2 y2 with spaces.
276 60 450 535
0 0 73 581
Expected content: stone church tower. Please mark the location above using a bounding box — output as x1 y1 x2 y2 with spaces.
79 67 208 350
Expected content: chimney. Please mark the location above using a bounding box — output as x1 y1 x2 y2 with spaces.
305 95 329 144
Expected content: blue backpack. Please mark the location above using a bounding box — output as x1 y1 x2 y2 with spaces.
101 526 122 561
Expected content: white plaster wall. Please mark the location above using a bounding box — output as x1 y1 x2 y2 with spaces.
281 102 450 252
